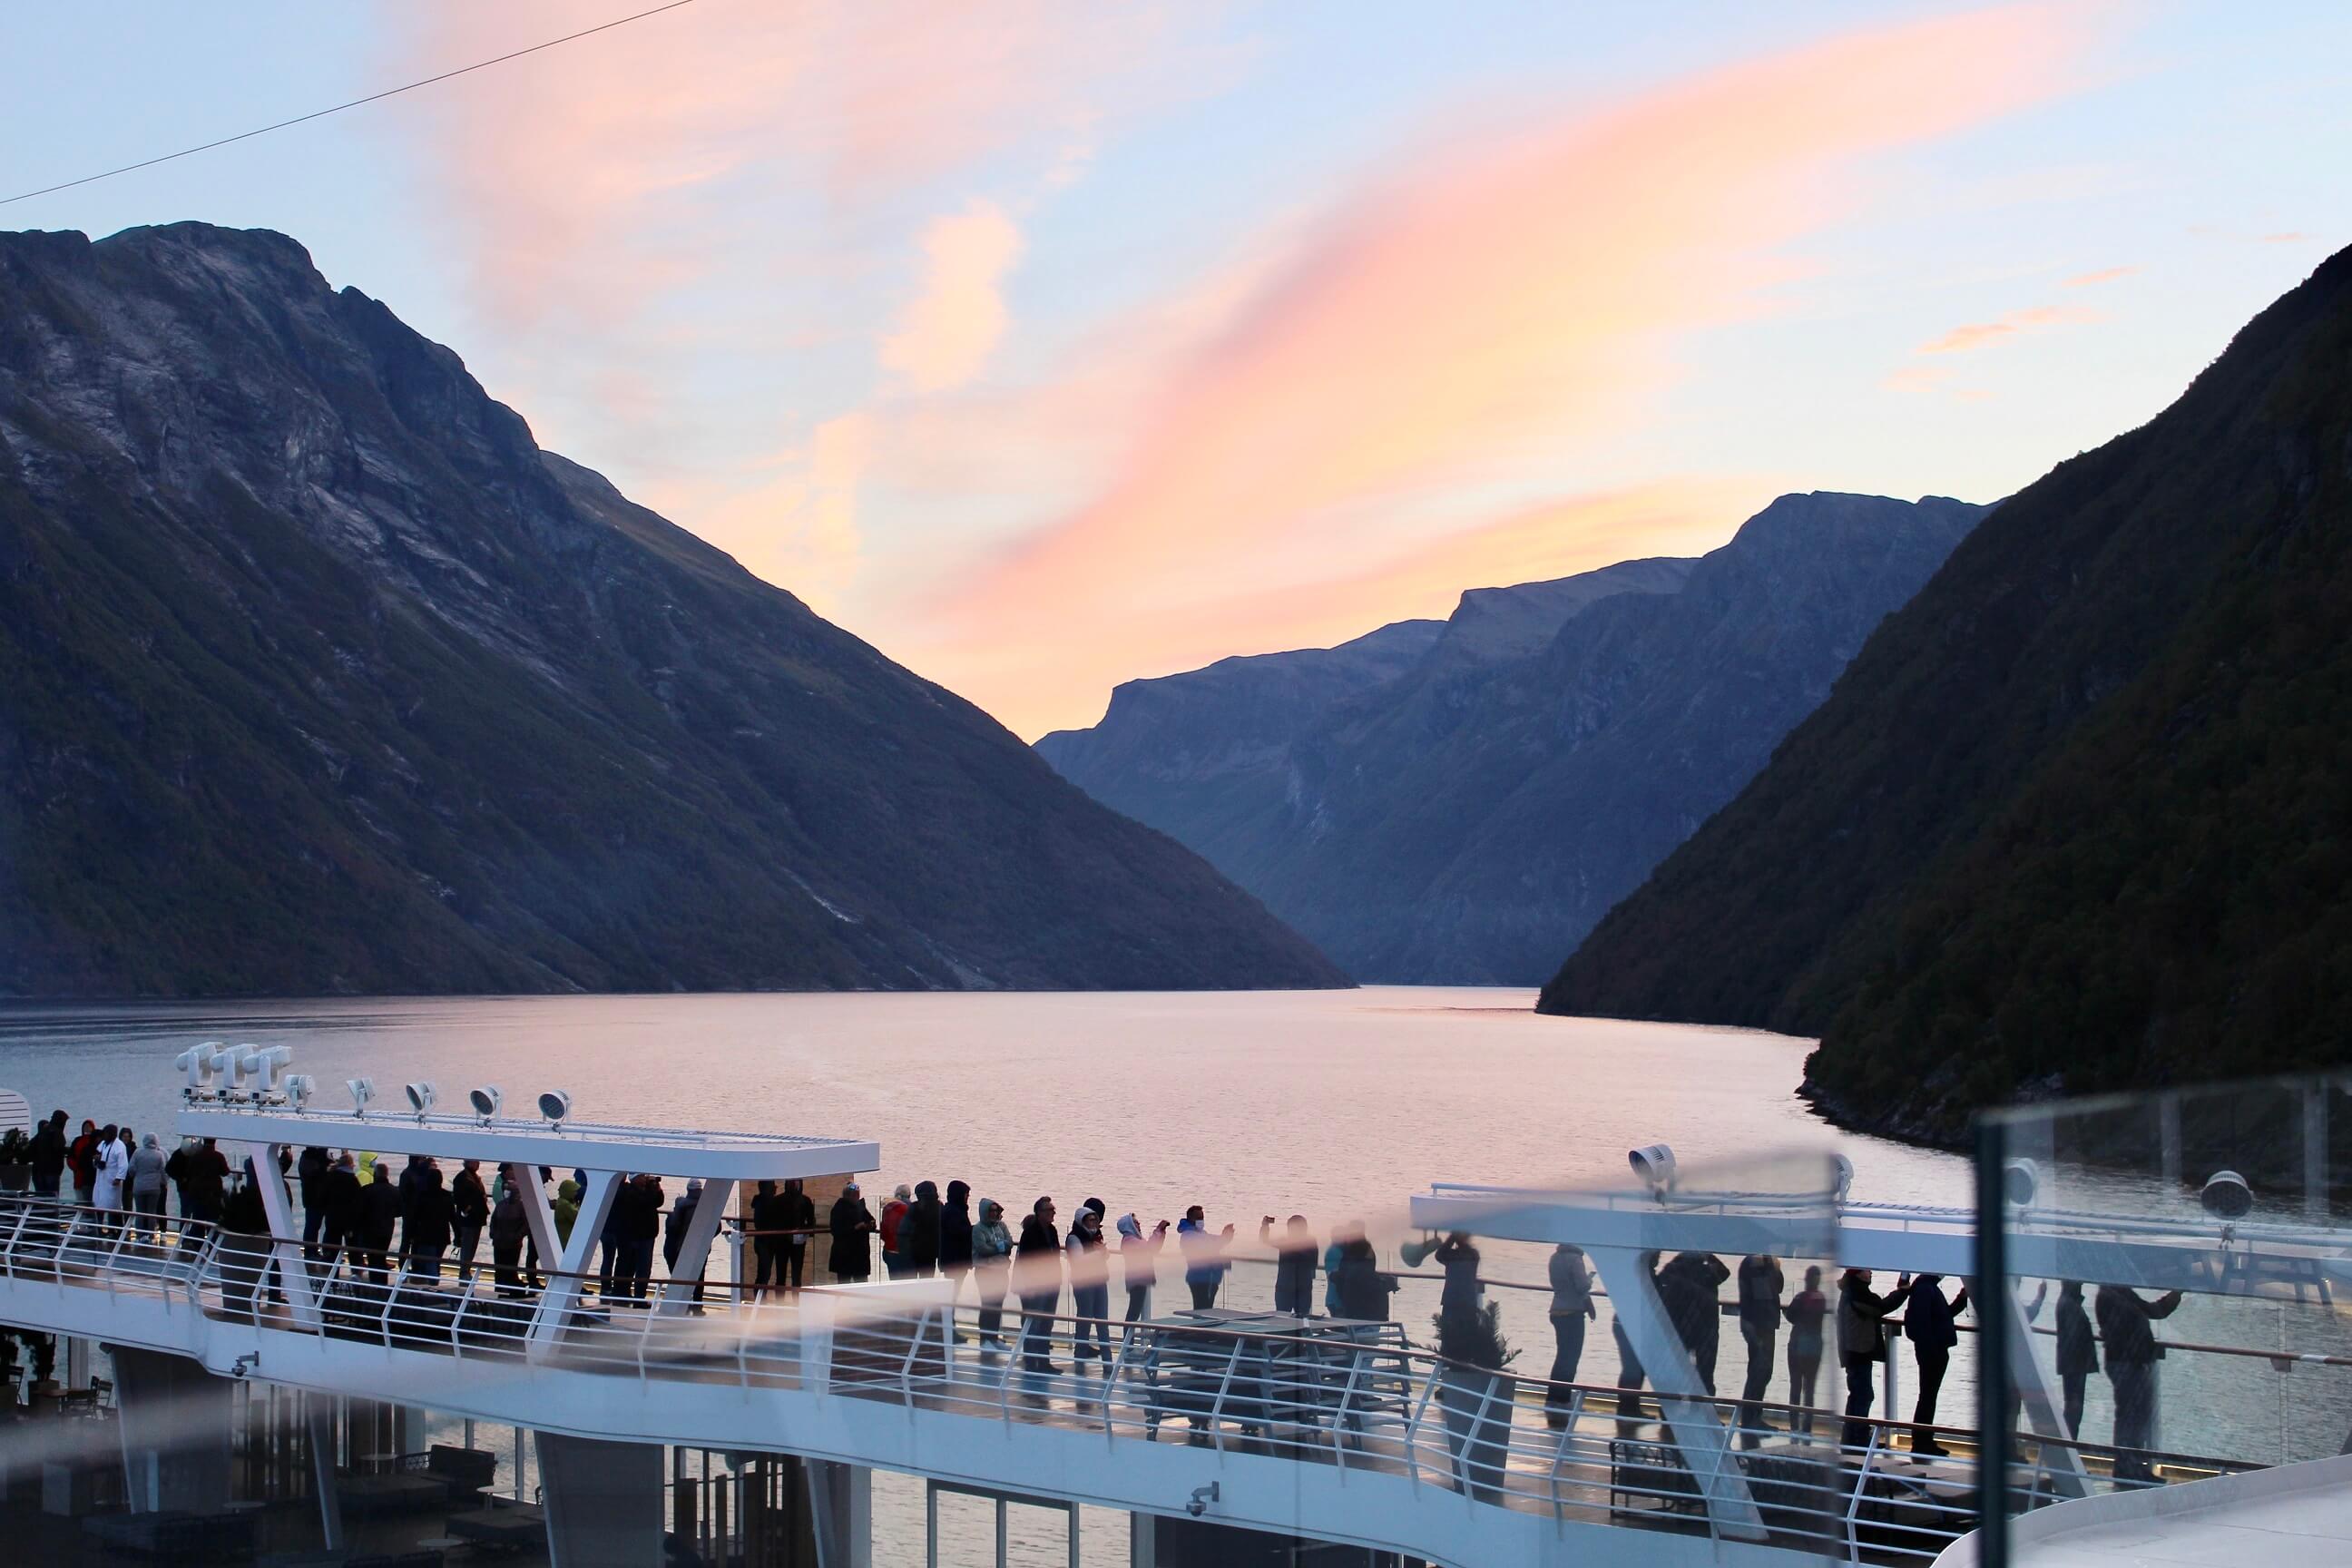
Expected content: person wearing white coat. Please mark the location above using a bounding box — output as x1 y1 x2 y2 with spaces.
93 1123 131 1210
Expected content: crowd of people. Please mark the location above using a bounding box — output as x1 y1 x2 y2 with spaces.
3 1120 2194 1471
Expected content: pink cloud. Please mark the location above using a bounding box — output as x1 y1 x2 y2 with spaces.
881 200 1025 393
918 5 2104 734
2062 265 2138 288
1918 304 2100 354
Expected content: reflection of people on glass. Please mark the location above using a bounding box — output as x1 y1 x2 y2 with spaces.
1783 1266 1828 1435
1547 1244 1597 1430
2054 1281 2099 1437
2096 1283 2182 1482
1837 1268 1896 1451
1736 1254 1785 1446
1899 1273 1969 1456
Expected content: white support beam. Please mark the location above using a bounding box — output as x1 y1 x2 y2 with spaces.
240 1142 318 1328
2004 1287 2088 1500
657 1179 735 1317
514 1164 560 1268
530 1170 619 1357
1590 1246 1767 1543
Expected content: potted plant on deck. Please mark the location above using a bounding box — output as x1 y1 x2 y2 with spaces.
1433 1299 1518 1504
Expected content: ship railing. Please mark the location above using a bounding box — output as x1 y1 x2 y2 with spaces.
0 1198 2278 1563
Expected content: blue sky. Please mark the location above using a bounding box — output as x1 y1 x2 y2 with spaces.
3 2 2344 736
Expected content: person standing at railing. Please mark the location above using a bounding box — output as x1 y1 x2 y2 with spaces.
1736 1254 1786 1447
296 1145 331 1260
903 1181 943 1280
1332 1236 1396 1322
938 1181 974 1298
879 1184 911 1279
1547 1243 1598 1430
1261 1214 1318 1318
1067 1201 1113 1368
2053 1280 2098 1437
67 1119 99 1205
357 1161 399 1284
973 1198 1014 1350
828 1181 877 1283
779 1178 815 1291
402 1163 455 1282
1433 1232 1482 1317
1784 1266 1828 1436
452 1160 490 1287
129 1133 168 1239
92 1122 127 1212
1014 1196 1064 1376
1117 1213 1167 1327
2095 1282 2182 1483
1837 1268 1896 1453
749 1180 786 1297
1178 1207 1233 1309
1900 1273 1969 1458
318 1152 361 1270
29 1112 66 1199
490 1179 529 1299
1657 1250 1728 1392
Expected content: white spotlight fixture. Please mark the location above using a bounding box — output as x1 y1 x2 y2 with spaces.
2002 1158 2040 1210
284 1073 317 1112
347 1077 377 1119
176 1042 227 1098
2201 1170 2254 1221
222 1044 262 1098
468 1085 503 1125
255 1045 294 1097
537 1090 572 1132
404 1081 436 1122
1629 1143 1679 1197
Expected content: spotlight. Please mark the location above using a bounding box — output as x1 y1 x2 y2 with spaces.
2002 1158 2040 1210
1185 1483 1219 1518
1629 1143 1678 1196
537 1090 572 1132
176 1043 227 1096
284 1074 316 1112
404 1082 436 1121
2201 1170 2253 1221
222 1044 262 1097
468 1085 502 1125
254 1045 294 1096
347 1078 377 1118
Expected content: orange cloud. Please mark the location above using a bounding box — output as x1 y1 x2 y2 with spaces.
1918 303 2100 354
2063 265 2138 287
882 201 1025 393
919 5 2101 735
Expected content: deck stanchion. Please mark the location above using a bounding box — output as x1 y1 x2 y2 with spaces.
1975 1114 2012 1568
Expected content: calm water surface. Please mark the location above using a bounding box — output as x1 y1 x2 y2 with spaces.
2 989 2328 1562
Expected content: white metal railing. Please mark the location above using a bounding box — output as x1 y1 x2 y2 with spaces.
0 1194 2274 1563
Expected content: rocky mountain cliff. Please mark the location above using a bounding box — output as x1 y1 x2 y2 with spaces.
1544 246 2352 1142
1039 496 1983 982
0 223 1348 996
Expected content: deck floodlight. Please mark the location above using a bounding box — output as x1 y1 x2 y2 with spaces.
255 1044 294 1095
537 1089 572 1131
2002 1158 2039 1209
1629 1143 1678 1196
223 1044 262 1096
2201 1170 2254 1221
284 1073 316 1111
177 1042 227 1095
469 1085 502 1124
404 1081 436 1121
347 1077 376 1118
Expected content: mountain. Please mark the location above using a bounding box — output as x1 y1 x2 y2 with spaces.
0 223 1348 997
1543 247 2352 1143
1039 496 1984 983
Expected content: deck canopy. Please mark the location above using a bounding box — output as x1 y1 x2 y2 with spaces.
175 1100 877 1181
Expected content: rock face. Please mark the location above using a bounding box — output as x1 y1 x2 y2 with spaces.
0 223 1348 996
1039 496 1983 983
1544 245 2352 1144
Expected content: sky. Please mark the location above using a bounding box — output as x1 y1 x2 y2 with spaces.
2 3 2346 739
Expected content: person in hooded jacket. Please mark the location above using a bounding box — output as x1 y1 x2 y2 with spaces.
1066 1202 1113 1367
1332 1237 1397 1322
1837 1268 1896 1452
1655 1251 1730 1393
30 1111 67 1198
452 1160 491 1286
664 1180 708 1308
624 1174 665 1304
1177 1207 1233 1309
828 1181 877 1283
779 1178 815 1290
1014 1197 1064 1376
750 1181 786 1296
2053 1280 2098 1436
402 1164 456 1279
879 1184 912 1279
1901 1273 1970 1456
902 1180 943 1279
128 1134 170 1237
489 1176 530 1298
1116 1214 1167 1325
297 1146 331 1258
67 1120 99 1205
972 1198 1014 1348
1260 1214 1318 1318
318 1152 362 1267
938 1181 975 1290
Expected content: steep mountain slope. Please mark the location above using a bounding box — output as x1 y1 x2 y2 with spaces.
1040 497 1982 983
1544 247 2352 1142
0 223 1347 996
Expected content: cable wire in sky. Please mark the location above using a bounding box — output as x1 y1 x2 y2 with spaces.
1 0 699 208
